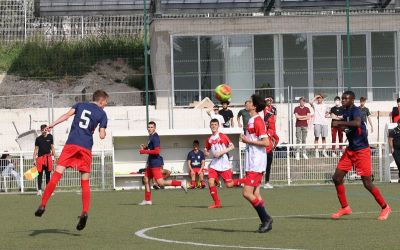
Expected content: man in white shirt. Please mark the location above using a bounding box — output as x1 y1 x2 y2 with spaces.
207 105 225 128
310 94 330 158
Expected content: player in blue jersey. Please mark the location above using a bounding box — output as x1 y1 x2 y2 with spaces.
331 91 391 220
139 121 188 205
34 90 109 231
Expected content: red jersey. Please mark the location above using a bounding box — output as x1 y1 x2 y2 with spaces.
263 105 277 133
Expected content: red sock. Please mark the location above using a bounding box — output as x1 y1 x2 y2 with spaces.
209 186 220 204
40 171 62 207
145 191 151 201
233 178 245 187
335 184 348 208
81 179 90 214
371 187 387 208
171 180 181 186
191 180 196 187
251 198 262 207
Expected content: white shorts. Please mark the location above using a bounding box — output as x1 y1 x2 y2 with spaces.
314 124 328 138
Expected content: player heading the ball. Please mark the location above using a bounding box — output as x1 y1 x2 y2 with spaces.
35 90 109 231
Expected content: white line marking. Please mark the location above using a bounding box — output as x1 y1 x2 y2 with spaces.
134 211 398 250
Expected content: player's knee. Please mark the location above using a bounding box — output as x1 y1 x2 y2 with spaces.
332 175 342 185
208 179 215 186
225 181 234 188
156 179 165 187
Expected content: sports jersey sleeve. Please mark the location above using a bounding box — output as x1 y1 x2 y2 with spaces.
72 103 80 110
254 118 267 138
366 108 371 116
49 135 54 145
352 107 361 119
205 138 211 151
200 151 205 161
99 112 108 129
220 133 233 146
186 152 192 161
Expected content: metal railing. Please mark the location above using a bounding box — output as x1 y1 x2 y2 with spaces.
241 142 387 186
0 149 113 193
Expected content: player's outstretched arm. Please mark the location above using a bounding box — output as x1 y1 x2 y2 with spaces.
99 128 106 139
48 108 76 130
332 117 361 128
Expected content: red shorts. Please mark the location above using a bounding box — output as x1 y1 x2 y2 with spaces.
190 168 203 175
145 167 163 180
57 144 92 173
208 168 233 183
337 147 372 176
244 171 264 187
36 154 53 172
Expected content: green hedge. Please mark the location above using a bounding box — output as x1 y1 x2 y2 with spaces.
0 36 146 78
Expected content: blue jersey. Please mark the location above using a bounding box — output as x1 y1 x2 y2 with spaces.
343 105 369 151
147 133 163 168
65 102 108 150
187 150 205 168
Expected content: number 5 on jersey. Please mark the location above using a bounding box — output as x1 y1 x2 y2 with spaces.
79 110 91 129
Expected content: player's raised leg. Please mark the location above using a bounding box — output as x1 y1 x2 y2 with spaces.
156 177 187 193
77 171 90 230
35 165 66 217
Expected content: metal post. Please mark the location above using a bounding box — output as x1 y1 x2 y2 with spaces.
19 152 24 193
101 149 105 190
143 0 149 124
24 0 27 41
81 16 84 39
286 145 291 185
378 144 383 182
346 0 352 88
47 92 51 124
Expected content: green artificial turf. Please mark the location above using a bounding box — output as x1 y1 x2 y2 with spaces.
0 183 399 250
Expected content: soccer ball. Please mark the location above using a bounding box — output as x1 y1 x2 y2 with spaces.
214 84 232 102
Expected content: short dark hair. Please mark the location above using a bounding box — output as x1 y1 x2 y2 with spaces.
148 121 156 127
342 90 356 99
210 118 219 125
334 96 341 101
92 90 109 102
213 105 219 109
193 140 199 145
360 96 367 102
299 97 306 102
221 101 230 105
40 124 47 131
251 94 266 113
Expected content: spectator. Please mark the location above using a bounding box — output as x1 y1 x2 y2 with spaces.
263 97 277 133
310 94 330 158
388 120 400 182
207 105 225 128
359 97 373 135
329 96 345 157
0 153 21 191
34 124 55 196
219 101 234 128
237 101 251 133
294 97 311 160
390 98 400 123
187 140 206 189
263 129 279 189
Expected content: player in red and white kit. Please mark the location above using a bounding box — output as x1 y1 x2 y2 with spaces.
240 94 273 233
34 90 109 231
205 119 244 209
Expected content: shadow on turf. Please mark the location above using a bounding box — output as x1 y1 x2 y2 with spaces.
194 227 256 233
177 205 234 208
29 229 81 237
286 216 368 221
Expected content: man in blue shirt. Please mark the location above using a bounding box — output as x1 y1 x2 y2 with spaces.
187 140 206 189
138 121 188 205
330 91 391 221
35 90 109 231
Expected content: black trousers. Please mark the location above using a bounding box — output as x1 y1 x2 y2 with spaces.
393 150 400 178
38 166 51 191
265 151 273 182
